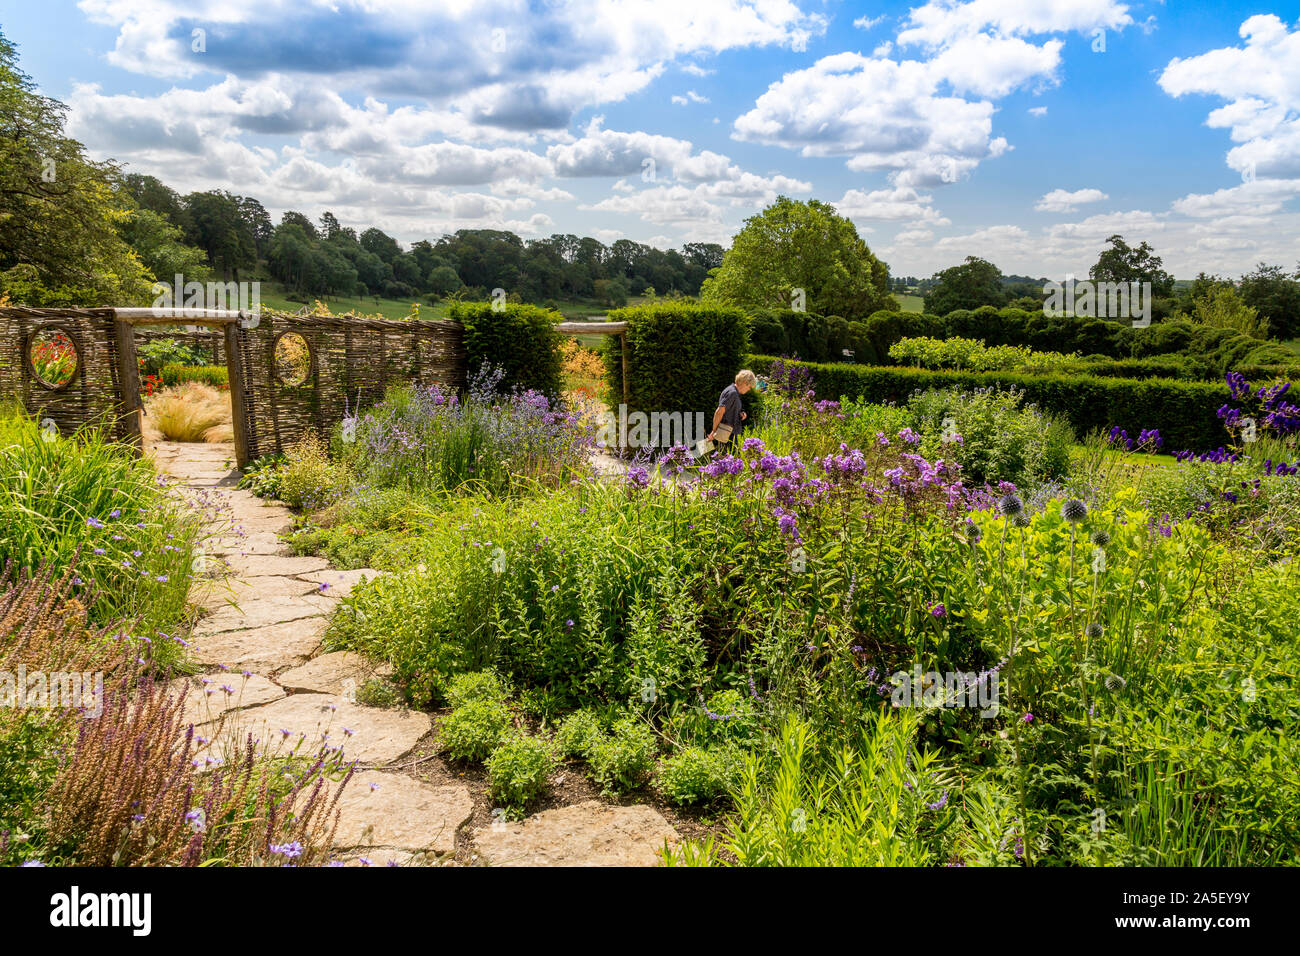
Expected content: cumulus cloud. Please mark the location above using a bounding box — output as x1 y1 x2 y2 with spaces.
734 0 1135 188
1159 14 1300 179
733 52 1010 188
835 186 951 224
78 0 822 130
671 90 711 105
1035 187 1109 213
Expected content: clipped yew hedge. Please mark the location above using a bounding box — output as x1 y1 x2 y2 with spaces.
450 301 563 397
749 356 1230 451
604 302 750 425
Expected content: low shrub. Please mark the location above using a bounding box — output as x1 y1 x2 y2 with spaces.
438 697 512 762
908 385 1075 486
237 455 287 500
556 709 604 758
278 433 349 511
137 339 209 377
336 368 595 497
446 668 511 708
487 733 559 817
588 716 657 795
657 745 746 806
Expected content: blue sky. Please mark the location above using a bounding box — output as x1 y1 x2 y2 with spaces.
4 0 1300 278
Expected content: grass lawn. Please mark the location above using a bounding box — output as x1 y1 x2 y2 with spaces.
895 293 924 313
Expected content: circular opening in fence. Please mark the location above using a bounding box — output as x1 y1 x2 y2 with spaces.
273 331 311 387
28 328 81 390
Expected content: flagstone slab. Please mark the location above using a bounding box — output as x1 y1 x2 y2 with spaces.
209 532 289 556
330 771 472 857
194 574 319 611
190 616 328 673
210 694 432 765
194 594 334 635
220 554 330 577
276 651 393 695
168 671 286 726
473 801 678 867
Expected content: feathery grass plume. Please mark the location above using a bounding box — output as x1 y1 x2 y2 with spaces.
143 382 233 443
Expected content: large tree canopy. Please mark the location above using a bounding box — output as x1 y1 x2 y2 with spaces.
1090 235 1175 297
700 197 895 318
922 256 1010 315
0 29 153 305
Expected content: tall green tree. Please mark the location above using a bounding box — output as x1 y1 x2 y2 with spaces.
1239 263 1300 341
0 29 153 304
184 190 256 279
922 256 1010 315
1089 235 1174 296
701 197 894 318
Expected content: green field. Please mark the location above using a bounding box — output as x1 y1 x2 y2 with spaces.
256 283 646 327
895 293 924 313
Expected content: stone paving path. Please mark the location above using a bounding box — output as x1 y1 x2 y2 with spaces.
151 440 680 866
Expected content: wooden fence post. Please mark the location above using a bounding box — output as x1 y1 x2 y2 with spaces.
224 321 251 468
619 332 630 406
112 317 143 453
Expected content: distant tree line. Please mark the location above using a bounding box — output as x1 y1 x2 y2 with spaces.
120 174 724 306
920 239 1300 341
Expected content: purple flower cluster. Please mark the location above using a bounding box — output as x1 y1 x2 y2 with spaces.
1108 426 1163 451
1176 447 1241 464
1217 371 1300 438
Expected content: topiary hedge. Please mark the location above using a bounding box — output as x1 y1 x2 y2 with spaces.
449 301 563 397
856 308 1293 381
748 355 1231 451
604 302 750 435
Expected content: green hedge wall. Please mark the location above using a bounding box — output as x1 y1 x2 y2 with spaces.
605 303 750 430
856 308 1295 380
449 301 563 397
160 363 229 388
749 355 1230 451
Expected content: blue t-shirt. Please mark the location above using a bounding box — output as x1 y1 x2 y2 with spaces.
718 384 743 431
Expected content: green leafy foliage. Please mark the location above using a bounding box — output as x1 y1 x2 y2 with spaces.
602 301 750 442
439 697 513 762
700 197 896 318
487 733 559 817
449 301 563 397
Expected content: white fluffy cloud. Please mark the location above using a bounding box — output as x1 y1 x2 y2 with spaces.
733 2 1134 187
1159 14 1300 179
77 0 821 130
1035 187 1109 213
733 52 1010 188
835 186 950 224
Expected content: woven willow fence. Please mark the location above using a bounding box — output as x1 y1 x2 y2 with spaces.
1 307 468 466
0 307 138 443
233 313 467 461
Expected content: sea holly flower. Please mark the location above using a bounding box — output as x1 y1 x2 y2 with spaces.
1060 499 1088 524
